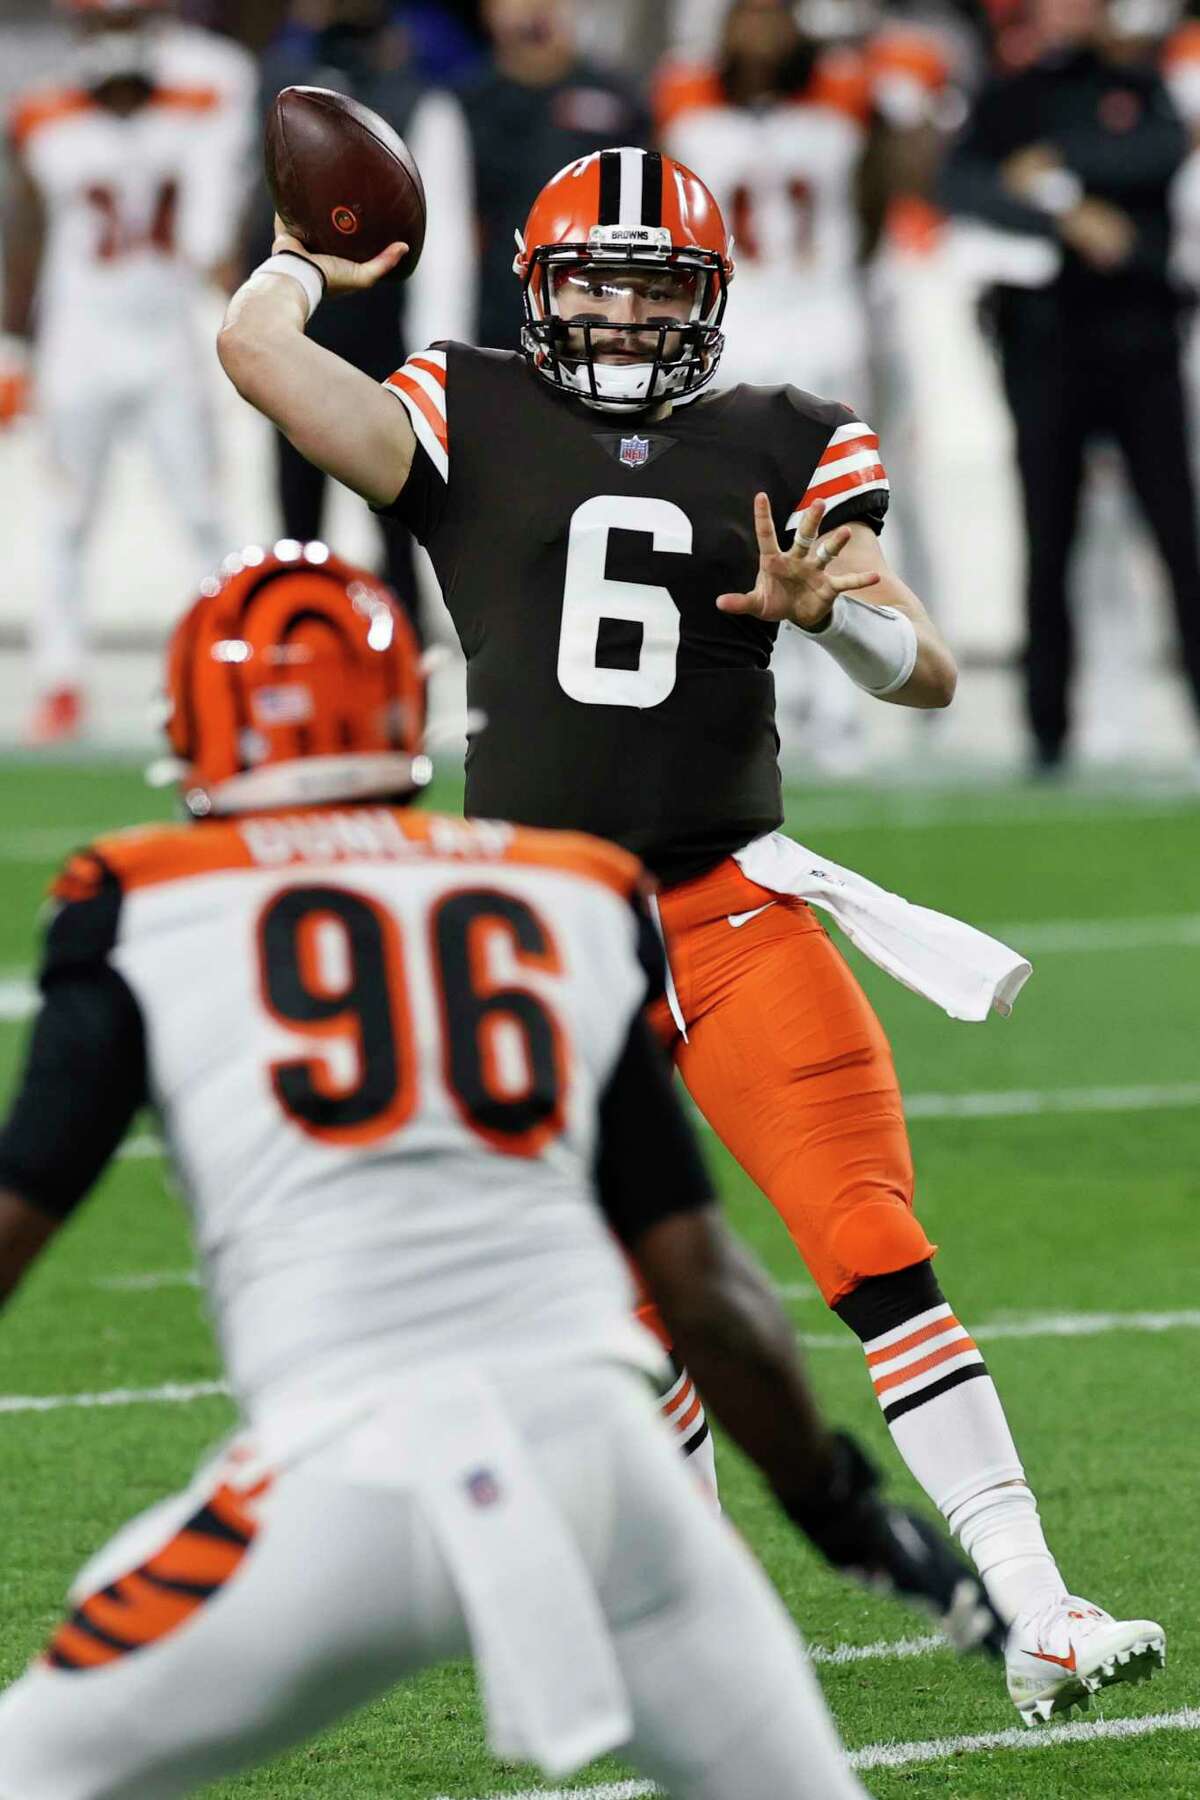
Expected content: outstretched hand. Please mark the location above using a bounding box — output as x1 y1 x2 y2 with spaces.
717 495 879 631
272 216 408 297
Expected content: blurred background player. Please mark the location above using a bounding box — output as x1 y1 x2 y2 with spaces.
244 0 474 641
940 0 1200 775
461 0 650 353
654 0 945 774
655 0 880 403
1 0 255 744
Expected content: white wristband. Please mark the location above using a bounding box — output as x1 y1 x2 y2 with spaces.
1027 169 1084 219
800 595 919 696
250 252 326 324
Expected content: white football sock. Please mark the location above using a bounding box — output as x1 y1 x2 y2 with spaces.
946 1483 1066 1622
37 520 88 689
659 1361 719 1510
837 1265 1065 1623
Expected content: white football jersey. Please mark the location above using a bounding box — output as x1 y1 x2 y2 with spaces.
146 16 257 259
55 810 663 1418
11 79 242 352
660 51 873 393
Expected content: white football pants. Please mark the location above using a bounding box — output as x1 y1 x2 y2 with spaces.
0 1366 864 1800
34 331 225 689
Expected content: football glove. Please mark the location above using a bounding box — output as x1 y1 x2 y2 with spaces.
783 1431 1007 1659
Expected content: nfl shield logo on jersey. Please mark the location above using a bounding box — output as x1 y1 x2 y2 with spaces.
619 434 650 469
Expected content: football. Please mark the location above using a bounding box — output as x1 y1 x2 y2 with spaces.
265 86 426 280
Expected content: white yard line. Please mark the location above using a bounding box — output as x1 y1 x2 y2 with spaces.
113 1080 1198 1171
852 1706 1200 1772
782 793 1200 834
2 910 1198 1026
0 904 1196 1034
432 1707 1200 1798
990 913 1200 952
118 1134 165 1160
0 828 115 863
808 1632 944 1667
0 1379 229 1416
0 793 1193 867
0 978 34 1021
93 1270 200 1292
904 1082 1200 1119
6 1311 1197 1416
790 1310 1200 1350
2 914 1194 1029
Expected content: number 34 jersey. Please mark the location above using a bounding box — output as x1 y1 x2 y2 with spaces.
9 83 236 360
378 344 890 885
9 811 673 1415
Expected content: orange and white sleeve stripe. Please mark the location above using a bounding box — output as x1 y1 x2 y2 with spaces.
787 419 889 537
658 1363 709 1456
862 1301 986 1423
382 349 448 484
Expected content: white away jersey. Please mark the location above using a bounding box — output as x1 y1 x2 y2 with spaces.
40 811 666 1416
656 51 873 391
9 80 242 346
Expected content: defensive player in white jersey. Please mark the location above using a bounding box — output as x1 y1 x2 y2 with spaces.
654 0 944 774
0 543 1002 1797
0 1 253 744
655 0 882 403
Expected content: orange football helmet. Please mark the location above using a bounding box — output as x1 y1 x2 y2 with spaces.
514 147 734 413
163 541 428 818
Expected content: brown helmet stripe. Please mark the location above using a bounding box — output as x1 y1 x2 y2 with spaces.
641 149 663 227
598 147 622 225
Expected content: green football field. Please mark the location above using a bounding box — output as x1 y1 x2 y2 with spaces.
0 758 1197 1799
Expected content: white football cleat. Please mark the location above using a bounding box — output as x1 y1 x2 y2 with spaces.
1006 1594 1166 1726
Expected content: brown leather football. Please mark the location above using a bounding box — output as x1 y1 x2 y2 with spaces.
265 86 426 280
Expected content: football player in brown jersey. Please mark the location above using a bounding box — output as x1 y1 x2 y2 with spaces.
217 145 1165 1724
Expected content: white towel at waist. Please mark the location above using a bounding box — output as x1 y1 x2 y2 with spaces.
221 1368 632 1777
733 831 1031 1023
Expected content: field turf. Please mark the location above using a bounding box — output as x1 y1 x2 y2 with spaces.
0 758 1197 1798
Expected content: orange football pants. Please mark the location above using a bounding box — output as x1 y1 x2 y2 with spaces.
639 855 934 1323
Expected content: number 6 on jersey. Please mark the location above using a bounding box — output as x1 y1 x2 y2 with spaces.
557 495 691 708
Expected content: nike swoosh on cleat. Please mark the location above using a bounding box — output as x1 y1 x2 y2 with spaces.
1031 1647 1077 1672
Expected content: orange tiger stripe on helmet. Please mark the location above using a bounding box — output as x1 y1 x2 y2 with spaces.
164 541 426 816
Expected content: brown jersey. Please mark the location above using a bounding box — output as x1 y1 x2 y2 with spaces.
377 344 889 884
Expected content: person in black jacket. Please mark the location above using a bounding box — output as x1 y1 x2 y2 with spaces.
248 0 473 636
941 0 1200 772
460 0 650 352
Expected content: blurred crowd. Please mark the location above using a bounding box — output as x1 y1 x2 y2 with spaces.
5 0 1200 774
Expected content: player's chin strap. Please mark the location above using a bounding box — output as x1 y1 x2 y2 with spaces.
161 753 433 818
